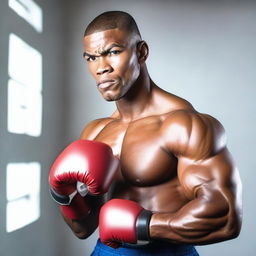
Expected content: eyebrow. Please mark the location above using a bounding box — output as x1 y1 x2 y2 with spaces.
83 43 125 58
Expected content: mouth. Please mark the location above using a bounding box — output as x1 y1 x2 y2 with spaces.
97 79 116 89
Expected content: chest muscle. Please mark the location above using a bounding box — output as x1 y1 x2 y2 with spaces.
94 118 177 186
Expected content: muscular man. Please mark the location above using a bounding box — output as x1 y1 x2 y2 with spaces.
49 11 242 256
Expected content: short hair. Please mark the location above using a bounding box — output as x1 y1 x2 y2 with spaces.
84 11 141 39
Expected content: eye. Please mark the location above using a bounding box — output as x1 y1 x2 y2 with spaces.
109 50 121 56
86 56 97 62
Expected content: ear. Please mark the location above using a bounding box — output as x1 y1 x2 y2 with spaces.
137 41 149 64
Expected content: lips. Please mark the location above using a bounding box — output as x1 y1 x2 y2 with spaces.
97 79 116 89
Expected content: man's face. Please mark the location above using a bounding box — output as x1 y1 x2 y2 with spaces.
83 28 140 101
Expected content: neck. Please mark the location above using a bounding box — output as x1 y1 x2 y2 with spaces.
115 66 154 122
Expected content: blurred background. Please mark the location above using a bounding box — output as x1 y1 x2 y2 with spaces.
0 0 255 255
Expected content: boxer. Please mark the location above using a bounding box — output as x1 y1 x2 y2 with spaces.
49 11 242 256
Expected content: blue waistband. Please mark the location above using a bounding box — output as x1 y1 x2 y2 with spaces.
91 239 199 256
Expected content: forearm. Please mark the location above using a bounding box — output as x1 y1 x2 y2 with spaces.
149 194 238 245
63 194 105 239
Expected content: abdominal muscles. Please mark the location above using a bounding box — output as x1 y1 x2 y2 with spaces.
110 176 189 213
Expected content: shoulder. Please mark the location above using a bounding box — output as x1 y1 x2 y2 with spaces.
80 117 114 140
161 109 226 159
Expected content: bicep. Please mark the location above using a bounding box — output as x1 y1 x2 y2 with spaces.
150 149 242 243
163 111 242 220
178 148 242 218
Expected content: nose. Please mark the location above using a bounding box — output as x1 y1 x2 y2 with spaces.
96 57 112 75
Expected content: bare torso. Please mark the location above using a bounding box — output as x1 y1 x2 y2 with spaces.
81 90 193 213
66 85 242 244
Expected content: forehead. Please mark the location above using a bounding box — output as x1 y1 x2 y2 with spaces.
83 28 132 53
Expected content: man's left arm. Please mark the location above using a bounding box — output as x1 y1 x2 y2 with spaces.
149 112 242 245
150 148 242 244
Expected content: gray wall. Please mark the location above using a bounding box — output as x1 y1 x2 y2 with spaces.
63 0 256 255
0 0 74 255
1 0 255 256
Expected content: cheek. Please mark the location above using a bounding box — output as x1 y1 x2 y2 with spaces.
113 53 139 80
87 63 97 77
126 56 140 81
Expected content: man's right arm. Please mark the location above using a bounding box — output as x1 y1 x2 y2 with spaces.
51 118 116 239
62 193 105 239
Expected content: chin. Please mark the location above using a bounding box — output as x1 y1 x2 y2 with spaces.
105 97 115 102
102 92 122 102
104 96 121 102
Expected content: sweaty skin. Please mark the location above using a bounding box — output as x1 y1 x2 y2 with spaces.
63 28 242 245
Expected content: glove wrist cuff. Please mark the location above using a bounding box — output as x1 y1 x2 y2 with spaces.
50 187 77 205
50 182 89 205
136 209 152 242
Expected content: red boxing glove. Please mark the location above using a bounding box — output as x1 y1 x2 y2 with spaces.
49 140 119 219
99 199 152 248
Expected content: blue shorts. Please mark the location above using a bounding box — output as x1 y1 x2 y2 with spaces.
90 239 199 256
